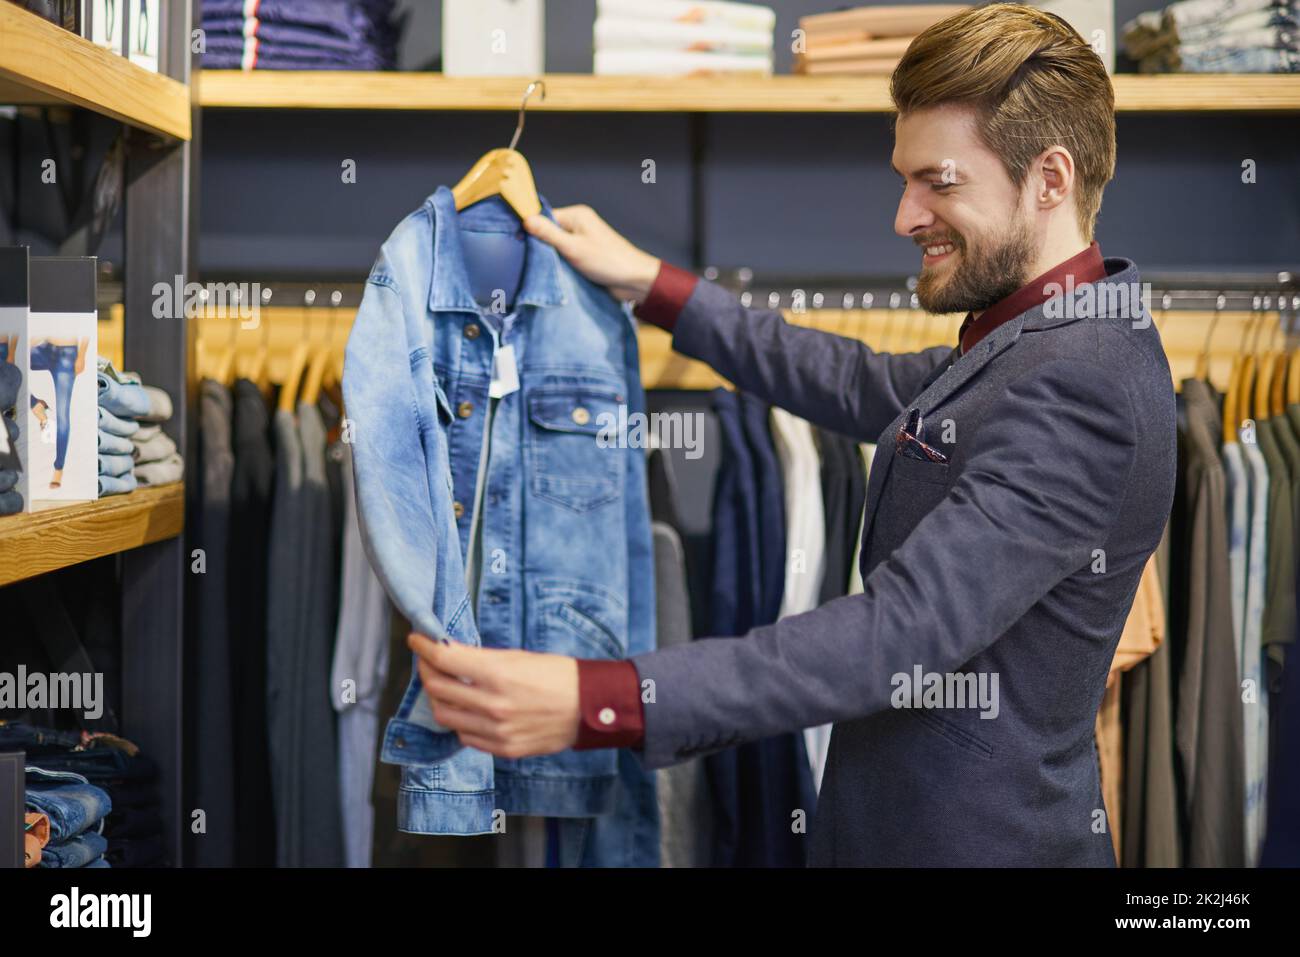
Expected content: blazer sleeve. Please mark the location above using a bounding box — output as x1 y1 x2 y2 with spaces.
670 277 952 442
631 357 1139 769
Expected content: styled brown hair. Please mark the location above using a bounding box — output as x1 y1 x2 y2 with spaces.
890 3 1116 240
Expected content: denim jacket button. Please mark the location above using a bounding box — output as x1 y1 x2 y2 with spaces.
464 323 481 340
457 401 474 419
572 406 590 426
453 501 465 519
394 737 406 749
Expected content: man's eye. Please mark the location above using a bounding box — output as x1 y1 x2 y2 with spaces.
930 181 954 192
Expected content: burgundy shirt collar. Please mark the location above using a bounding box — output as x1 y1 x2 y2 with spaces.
957 241 1107 354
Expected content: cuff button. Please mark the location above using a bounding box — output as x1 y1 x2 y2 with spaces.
598 707 616 726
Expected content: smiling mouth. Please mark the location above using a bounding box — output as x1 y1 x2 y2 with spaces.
921 241 957 266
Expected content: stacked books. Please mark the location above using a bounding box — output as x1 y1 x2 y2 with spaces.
794 4 969 76
593 0 776 76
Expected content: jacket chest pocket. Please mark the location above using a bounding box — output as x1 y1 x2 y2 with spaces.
872 451 953 544
527 387 624 512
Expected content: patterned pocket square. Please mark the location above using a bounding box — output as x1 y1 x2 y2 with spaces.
895 409 949 464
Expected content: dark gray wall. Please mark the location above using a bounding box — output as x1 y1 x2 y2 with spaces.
197 1 1300 281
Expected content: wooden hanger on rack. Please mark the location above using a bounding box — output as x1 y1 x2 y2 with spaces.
452 81 546 220
299 304 337 406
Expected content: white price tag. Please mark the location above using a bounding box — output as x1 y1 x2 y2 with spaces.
489 343 520 399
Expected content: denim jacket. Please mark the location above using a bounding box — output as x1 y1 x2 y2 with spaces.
343 187 656 840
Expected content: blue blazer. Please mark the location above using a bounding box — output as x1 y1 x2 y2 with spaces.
632 258 1177 866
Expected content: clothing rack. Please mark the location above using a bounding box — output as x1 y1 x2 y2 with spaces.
155 270 1300 395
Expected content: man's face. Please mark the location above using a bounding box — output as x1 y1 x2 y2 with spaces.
892 104 1037 314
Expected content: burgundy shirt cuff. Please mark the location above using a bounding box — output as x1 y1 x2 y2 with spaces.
632 261 698 333
574 659 645 750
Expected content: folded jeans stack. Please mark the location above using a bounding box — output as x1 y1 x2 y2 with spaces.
0 358 23 514
24 767 113 868
593 0 776 75
1123 0 1299 73
96 358 182 495
4 721 166 868
199 0 403 71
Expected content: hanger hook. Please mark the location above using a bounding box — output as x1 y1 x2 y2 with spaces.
509 80 546 152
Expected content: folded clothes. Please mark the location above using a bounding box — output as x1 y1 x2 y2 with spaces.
97 406 139 438
201 17 385 51
201 0 398 35
0 488 22 514
38 831 108 869
97 473 138 497
200 42 394 70
133 423 162 441
96 357 142 387
25 746 158 784
0 722 85 751
134 453 184 487
25 771 112 843
138 387 174 424
84 857 111 867
1178 44 1299 69
97 372 152 419
98 452 135 478
132 430 178 464
98 429 135 455
0 469 16 493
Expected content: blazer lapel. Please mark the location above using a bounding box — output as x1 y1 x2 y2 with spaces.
858 313 1028 552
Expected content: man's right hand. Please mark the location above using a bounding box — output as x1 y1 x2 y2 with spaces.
524 205 661 304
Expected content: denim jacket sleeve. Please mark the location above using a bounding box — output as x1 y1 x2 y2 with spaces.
342 272 452 646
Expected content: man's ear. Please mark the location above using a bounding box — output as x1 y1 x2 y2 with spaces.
1035 145 1075 213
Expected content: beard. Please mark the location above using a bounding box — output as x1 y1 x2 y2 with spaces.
915 217 1037 315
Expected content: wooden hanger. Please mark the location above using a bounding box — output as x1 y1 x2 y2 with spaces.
1194 294 1222 383
452 81 545 220
299 305 337 406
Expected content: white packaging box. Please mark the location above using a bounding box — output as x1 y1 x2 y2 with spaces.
14 258 99 505
90 0 124 55
129 0 160 72
443 0 544 77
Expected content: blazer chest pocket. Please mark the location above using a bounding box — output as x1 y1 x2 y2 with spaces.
527 387 624 512
889 449 951 488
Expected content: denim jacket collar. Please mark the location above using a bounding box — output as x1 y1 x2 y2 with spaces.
427 185 567 314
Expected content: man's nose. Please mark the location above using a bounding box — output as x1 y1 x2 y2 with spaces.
894 186 935 239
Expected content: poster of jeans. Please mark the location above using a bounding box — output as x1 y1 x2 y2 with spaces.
23 258 99 505
128 0 159 72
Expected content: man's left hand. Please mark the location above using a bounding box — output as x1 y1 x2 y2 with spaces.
408 633 580 758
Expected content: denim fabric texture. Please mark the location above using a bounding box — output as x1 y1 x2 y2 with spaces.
96 372 151 419
98 472 138 496
38 830 108 868
25 768 111 843
344 187 656 854
97 406 139 438
97 429 134 455
30 342 80 471
98 452 135 477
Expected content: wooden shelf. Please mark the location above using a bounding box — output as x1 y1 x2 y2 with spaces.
0 482 184 587
197 71 1300 113
0 3 190 140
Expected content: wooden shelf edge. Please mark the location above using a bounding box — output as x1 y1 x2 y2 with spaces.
0 482 185 587
0 3 190 140
197 71 1300 113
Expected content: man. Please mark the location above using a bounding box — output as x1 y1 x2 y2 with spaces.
408 3 1177 866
